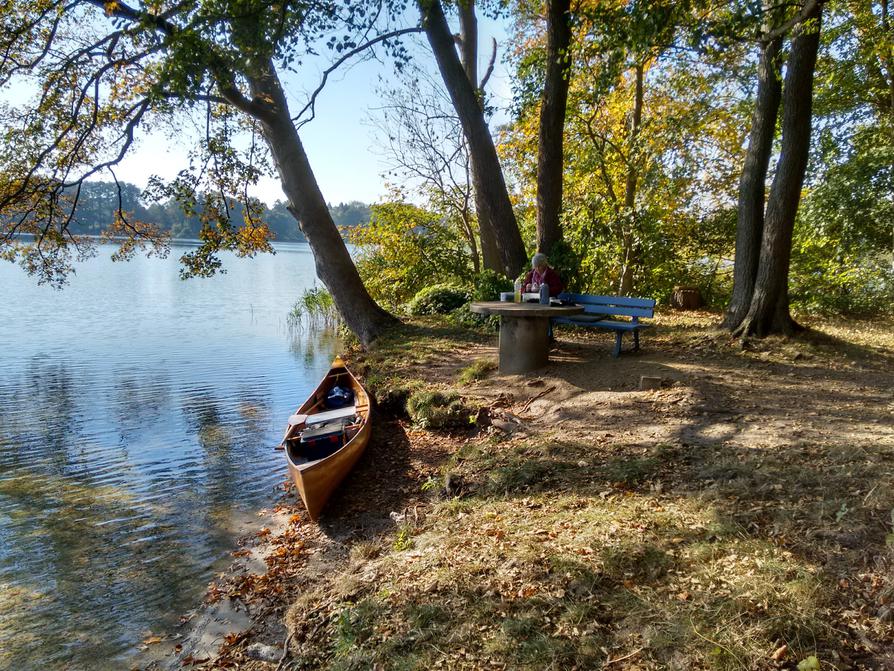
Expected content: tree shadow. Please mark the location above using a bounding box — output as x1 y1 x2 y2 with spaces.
314 416 450 541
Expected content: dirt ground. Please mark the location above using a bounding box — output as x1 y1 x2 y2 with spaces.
143 312 894 670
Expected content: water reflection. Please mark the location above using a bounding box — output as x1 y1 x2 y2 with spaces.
288 324 341 368
0 244 336 670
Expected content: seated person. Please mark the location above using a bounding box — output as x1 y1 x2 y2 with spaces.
524 253 564 297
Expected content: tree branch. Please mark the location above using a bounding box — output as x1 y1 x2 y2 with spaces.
759 0 822 42
293 26 423 127
479 38 497 92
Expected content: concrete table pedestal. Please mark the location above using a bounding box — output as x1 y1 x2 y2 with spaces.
470 302 584 374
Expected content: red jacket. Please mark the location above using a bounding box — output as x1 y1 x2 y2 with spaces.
524 267 564 297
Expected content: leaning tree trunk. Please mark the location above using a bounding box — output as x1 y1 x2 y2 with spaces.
247 63 396 345
536 0 572 256
420 0 527 278
618 62 644 296
723 28 783 329
457 0 501 273
734 3 822 338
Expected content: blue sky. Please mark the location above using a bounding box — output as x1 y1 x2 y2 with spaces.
112 17 515 207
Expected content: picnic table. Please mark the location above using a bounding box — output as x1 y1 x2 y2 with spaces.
470 301 584 374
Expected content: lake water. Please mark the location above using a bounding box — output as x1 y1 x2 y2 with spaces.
0 242 339 670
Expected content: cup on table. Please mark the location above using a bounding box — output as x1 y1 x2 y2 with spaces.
500 292 514 302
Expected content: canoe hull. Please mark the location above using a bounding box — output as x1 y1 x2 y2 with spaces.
283 358 371 520
286 418 370 520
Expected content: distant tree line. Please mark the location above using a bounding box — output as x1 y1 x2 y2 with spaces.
68 181 371 242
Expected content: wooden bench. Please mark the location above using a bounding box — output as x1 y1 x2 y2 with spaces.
551 293 656 357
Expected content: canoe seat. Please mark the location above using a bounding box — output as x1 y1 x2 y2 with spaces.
301 421 348 441
306 405 357 426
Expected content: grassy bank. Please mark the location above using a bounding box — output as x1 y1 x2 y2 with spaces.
168 312 894 671
267 312 894 670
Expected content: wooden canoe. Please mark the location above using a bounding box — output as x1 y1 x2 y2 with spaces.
281 356 371 520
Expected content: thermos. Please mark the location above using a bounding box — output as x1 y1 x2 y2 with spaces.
539 283 549 304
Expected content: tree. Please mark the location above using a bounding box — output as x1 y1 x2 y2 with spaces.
0 0 399 344
536 0 573 256
722 15 783 329
503 0 743 299
727 1 824 337
372 66 481 273
454 0 501 272
418 0 528 278
349 197 473 308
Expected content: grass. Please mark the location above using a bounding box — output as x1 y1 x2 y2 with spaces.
287 286 339 329
284 312 894 670
405 389 473 430
457 358 497 384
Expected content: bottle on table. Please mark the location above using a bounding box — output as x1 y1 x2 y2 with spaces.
539 283 549 304
514 278 522 302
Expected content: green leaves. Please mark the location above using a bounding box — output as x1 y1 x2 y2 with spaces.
350 197 473 309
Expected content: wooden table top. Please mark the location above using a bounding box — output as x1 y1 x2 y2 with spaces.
470 301 585 317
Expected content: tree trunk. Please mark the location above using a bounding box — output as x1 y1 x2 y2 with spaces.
462 210 481 274
734 3 822 338
723 31 783 329
456 0 500 273
618 62 643 296
420 0 527 278
536 0 572 256
458 0 478 92
883 0 894 114
247 63 396 345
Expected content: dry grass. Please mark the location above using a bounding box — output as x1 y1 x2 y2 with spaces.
278 312 894 671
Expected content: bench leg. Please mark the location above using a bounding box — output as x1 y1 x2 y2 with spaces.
612 331 622 358
633 329 640 352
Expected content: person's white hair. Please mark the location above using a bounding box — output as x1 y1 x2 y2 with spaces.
531 253 548 269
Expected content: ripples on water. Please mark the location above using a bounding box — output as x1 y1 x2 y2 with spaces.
0 243 338 670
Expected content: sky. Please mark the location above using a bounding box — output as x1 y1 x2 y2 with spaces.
110 16 515 208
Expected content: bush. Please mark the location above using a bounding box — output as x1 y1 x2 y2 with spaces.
406 390 471 429
350 199 473 309
790 252 894 315
448 302 499 331
408 284 470 315
470 269 513 301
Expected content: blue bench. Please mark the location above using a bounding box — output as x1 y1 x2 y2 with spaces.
551 293 656 357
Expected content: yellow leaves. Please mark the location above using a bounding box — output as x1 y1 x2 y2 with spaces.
103 0 119 15
236 221 271 250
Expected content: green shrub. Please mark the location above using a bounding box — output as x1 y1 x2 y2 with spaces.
407 284 470 315
790 250 894 315
374 384 414 416
471 269 513 301
449 302 499 331
406 390 471 429
350 199 473 309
